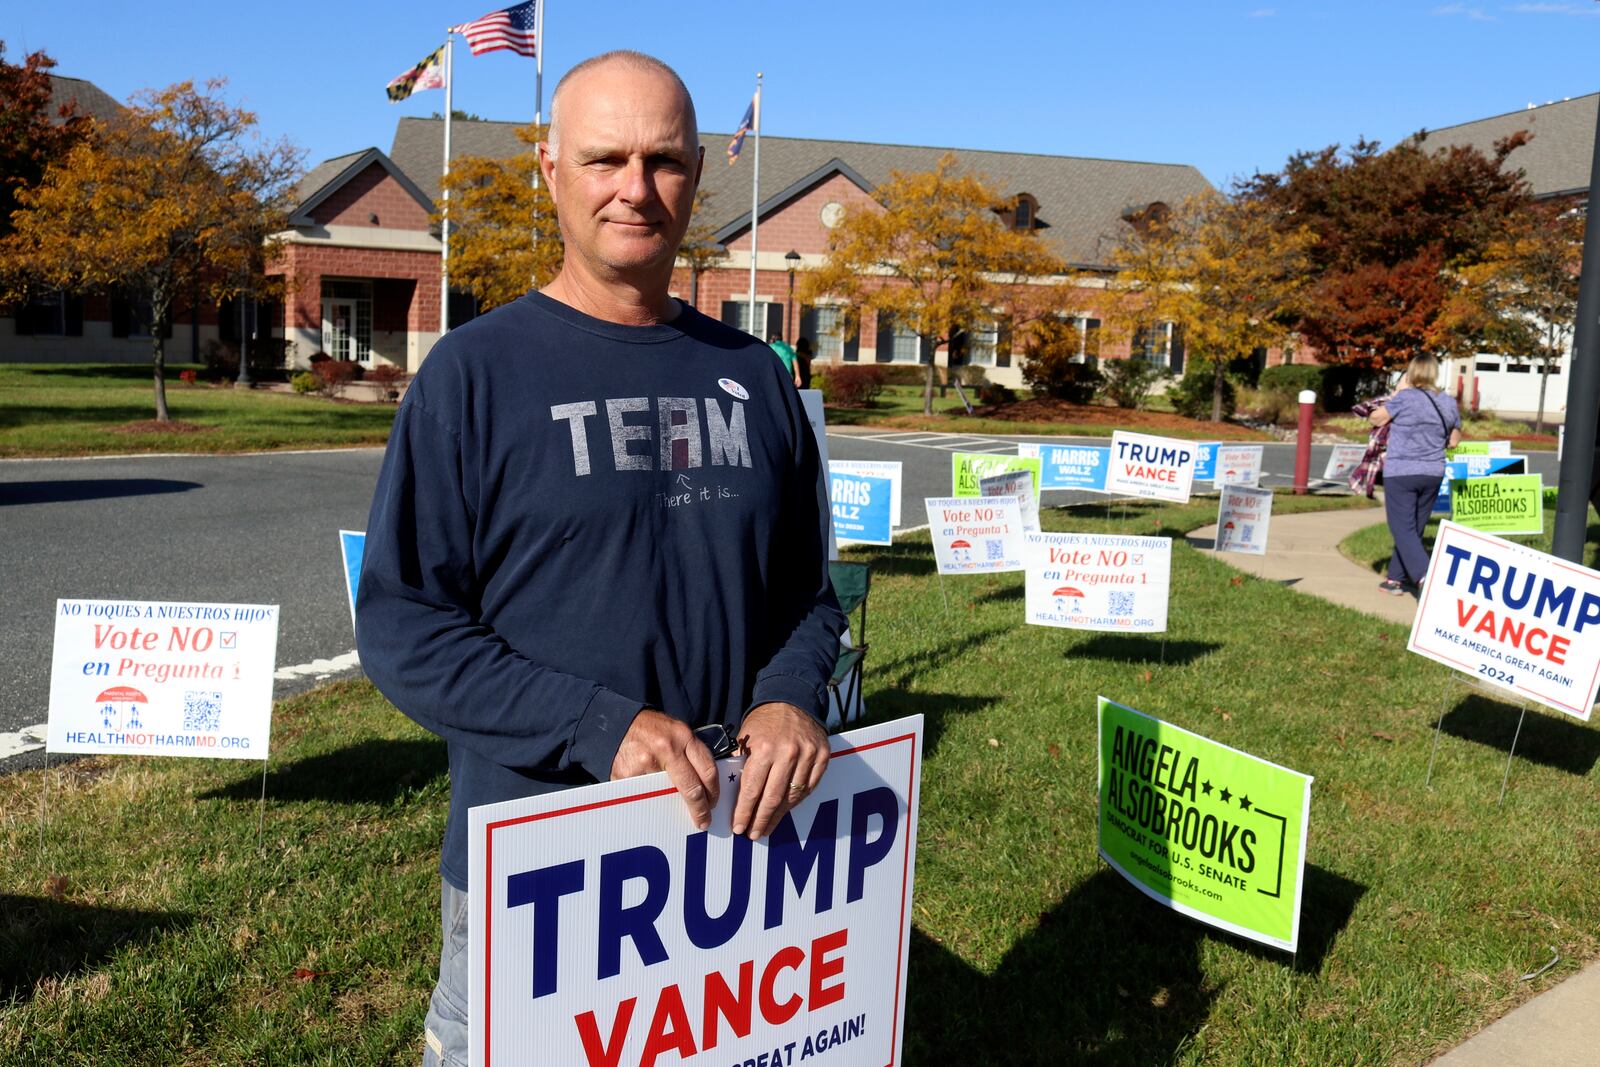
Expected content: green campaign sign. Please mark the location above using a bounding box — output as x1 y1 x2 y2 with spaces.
951 453 1041 497
1449 440 1511 458
1450 474 1544 535
1097 697 1312 952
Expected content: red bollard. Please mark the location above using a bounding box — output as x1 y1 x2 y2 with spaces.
1293 389 1316 495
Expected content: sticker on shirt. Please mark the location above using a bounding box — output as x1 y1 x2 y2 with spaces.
718 377 749 401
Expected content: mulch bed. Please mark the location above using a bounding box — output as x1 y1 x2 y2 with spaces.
108 420 215 435
958 396 1266 438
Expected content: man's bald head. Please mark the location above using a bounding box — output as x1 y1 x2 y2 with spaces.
546 50 698 159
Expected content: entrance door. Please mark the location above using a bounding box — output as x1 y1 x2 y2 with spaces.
321 299 356 361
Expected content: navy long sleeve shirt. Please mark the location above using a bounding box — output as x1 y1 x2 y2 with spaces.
356 291 846 890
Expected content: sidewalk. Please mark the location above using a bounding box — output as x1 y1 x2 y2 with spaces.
1189 501 1600 1067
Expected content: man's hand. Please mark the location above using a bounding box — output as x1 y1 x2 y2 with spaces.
732 702 830 839
611 709 719 830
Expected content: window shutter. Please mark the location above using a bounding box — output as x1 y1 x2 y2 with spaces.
110 295 131 338
1169 325 1185 376
64 294 84 336
842 324 859 362
720 301 742 328
765 302 783 341
996 316 1013 368
798 306 817 343
875 313 894 363
220 298 239 343
13 301 33 335
159 307 173 339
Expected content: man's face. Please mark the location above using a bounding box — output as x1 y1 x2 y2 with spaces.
542 65 703 280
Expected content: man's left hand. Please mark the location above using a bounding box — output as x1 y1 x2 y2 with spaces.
731 702 830 839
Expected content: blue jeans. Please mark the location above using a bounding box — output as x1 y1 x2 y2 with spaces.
422 880 470 1067
1384 473 1441 583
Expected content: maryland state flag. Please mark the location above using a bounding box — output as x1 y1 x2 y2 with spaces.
386 45 446 102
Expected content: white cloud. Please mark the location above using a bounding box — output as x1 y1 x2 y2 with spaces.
1506 2 1600 14
1433 2 1497 18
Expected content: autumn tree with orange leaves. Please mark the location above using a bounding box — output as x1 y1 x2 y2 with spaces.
0 79 300 421
800 154 1064 415
436 123 561 310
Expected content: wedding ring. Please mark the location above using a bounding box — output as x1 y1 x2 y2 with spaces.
788 781 806 794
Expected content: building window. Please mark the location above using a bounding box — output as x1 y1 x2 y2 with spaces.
886 318 921 363
1014 197 1033 231
1068 316 1102 364
1131 322 1172 368
321 279 373 362
808 305 843 361
721 300 779 339
24 291 66 335
1475 362 1500 373
965 318 1000 366
1506 363 1531 373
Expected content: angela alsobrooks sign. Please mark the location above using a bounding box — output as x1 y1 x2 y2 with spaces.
1409 521 1600 720
468 717 924 1067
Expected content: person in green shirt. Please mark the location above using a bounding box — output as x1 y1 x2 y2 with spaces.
768 331 801 387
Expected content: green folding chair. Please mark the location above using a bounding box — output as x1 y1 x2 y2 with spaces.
826 560 871 730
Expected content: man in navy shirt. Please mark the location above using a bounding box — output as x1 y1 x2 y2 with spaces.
356 50 845 1066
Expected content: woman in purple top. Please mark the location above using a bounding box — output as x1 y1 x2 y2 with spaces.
1369 355 1462 594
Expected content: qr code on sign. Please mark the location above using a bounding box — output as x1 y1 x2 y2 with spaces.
985 539 1004 561
183 691 224 732
1108 591 1136 617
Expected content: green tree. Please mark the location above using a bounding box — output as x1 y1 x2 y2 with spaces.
800 154 1064 415
1107 194 1315 421
437 123 560 310
0 79 300 421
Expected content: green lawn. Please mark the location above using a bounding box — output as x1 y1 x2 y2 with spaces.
1339 504 1600 574
1320 411 1559 451
0 364 397 457
6 491 1599 1064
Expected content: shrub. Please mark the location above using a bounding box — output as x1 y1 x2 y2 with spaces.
1098 359 1165 409
1258 363 1323 397
290 371 320 394
178 369 198 386
367 362 408 402
819 364 885 407
976 381 1016 407
957 364 988 388
1167 369 1236 420
1020 318 1102 403
873 364 928 387
313 359 358 398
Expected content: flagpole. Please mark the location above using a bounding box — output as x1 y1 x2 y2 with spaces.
531 0 544 284
440 34 454 337
746 73 762 336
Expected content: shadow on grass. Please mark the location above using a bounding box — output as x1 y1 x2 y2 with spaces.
0 403 158 430
905 869 1214 1065
199 738 446 805
1441 694 1600 775
862 689 998 758
972 584 1022 605
0 478 202 507
853 540 936 578
904 863 1368 1064
1063 635 1220 668
0 893 194 1004
875 627 1010 689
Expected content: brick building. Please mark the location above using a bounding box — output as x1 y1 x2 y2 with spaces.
387 116 1214 384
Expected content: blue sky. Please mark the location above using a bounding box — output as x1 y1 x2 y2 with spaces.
8 2 1600 189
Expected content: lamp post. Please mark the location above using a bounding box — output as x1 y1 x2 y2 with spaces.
784 249 801 341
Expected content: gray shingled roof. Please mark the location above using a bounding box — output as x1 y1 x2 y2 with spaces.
289 149 371 211
1421 93 1597 199
46 75 122 124
389 117 1213 269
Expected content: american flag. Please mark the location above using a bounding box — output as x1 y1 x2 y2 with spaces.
454 0 539 58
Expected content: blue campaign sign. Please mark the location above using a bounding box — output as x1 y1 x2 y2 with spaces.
1022 443 1110 491
1434 455 1527 514
339 530 365 630
1193 442 1221 483
830 473 894 545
